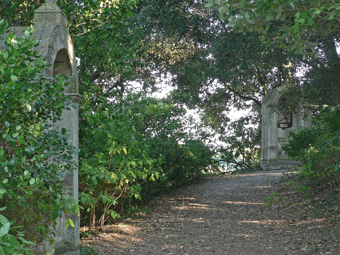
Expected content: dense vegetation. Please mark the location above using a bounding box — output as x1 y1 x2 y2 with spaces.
1 0 340 253
283 108 340 187
0 20 78 254
208 0 340 187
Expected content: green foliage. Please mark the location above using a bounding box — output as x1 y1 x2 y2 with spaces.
147 138 210 193
63 0 146 97
204 0 340 188
134 0 297 173
283 109 340 187
206 0 340 56
206 0 340 109
0 0 40 26
0 0 146 99
218 116 261 169
282 126 319 159
79 92 214 228
80 229 95 239
79 93 173 227
79 244 99 255
186 140 213 171
0 20 78 247
79 123 162 228
264 192 279 207
0 210 35 255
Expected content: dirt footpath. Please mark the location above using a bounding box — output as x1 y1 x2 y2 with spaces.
81 170 340 255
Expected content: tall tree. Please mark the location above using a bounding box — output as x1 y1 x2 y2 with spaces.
206 0 340 55
130 0 299 166
206 0 340 106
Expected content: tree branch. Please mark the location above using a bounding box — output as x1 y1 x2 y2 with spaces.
227 85 262 108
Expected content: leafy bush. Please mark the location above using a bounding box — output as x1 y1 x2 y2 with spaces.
283 108 340 187
0 19 78 249
282 126 319 159
79 94 163 228
0 209 35 255
79 93 214 227
147 139 212 192
79 244 99 255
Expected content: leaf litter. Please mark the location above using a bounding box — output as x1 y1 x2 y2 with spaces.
81 170 340 254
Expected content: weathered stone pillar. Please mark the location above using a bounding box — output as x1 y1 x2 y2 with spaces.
0 0 82 253
261 86 311 170
29 1 82 254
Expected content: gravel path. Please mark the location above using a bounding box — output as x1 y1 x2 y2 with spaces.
82 170 340 255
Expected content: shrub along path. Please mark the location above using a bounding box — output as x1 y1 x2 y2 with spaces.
81 170 340 254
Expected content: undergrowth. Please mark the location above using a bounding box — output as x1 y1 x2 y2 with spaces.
272 172 340 220
80 244 99 255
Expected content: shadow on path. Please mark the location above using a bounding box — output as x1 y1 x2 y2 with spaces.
82 170 340 255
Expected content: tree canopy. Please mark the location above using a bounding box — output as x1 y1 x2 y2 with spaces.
205 0 340 55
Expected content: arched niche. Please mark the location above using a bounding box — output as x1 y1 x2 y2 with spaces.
53 48 77 93
53 48 72 77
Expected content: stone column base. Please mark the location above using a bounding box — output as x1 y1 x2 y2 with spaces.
261 159 302 171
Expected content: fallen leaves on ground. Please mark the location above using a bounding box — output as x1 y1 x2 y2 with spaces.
81 170 340 255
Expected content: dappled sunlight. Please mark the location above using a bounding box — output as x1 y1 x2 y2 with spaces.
245 172 286 177
190 218 206 223
170 202 213 211
238 218 327 229
81 171 340 254
181 197 196 200
187 202 211 208
219 185 273 191
81 223 145 252
239 219 286 225
224 201 264 205
167 197 196 201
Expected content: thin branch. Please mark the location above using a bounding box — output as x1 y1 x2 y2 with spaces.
227 86 262 108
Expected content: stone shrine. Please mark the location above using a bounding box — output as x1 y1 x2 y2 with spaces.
261 85 311 170
3 0 82 254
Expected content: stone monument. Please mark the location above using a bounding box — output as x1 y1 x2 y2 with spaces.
4 0 82 254
261 85 311 170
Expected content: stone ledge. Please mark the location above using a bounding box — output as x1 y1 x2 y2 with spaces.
261 159 302 171
66 93 84 103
